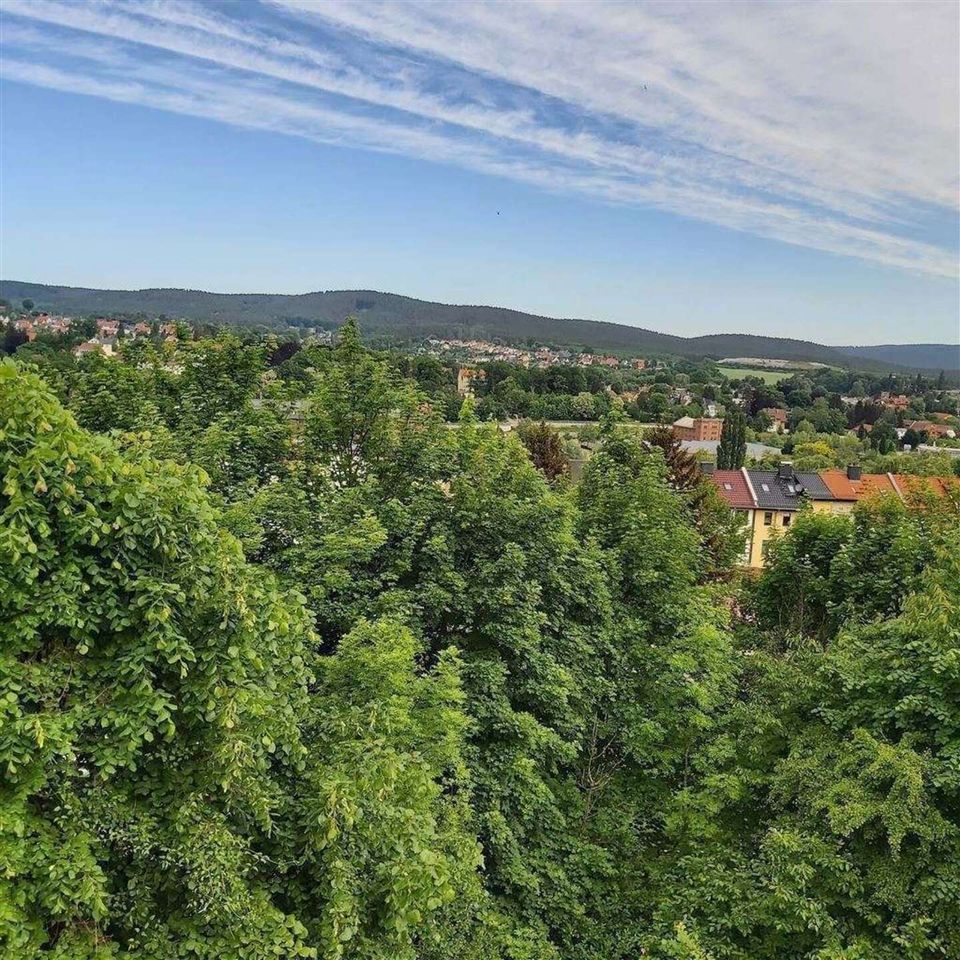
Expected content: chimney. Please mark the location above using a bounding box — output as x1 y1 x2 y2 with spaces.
700 462 716 474
777 462 795 480
846 464 862 481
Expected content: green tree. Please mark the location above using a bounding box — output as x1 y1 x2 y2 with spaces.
70 357 149 433
0 360 315 957
642 516 960 960
285 619 486 960
0 361 485 959
1 325 28 356
191 402 292 500
517 419 569 481
178 335 265 429
716 409 747 469
870 420 898 454
643 426 746 575
304 318 442 489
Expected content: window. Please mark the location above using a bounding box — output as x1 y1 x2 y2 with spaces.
782 514 791 526
723 482 733 490
761 483 770 492
764 511 773 525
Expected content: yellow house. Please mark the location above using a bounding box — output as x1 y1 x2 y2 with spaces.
709 464 836 568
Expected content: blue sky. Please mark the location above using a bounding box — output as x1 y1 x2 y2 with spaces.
1 0 958 344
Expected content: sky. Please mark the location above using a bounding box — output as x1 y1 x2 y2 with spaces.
1 0 958 344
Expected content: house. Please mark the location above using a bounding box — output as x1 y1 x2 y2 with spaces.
13 319 36 341
761 407 788 433
710 470 755 565
904 419 956 439
891 474 960 501
73 339 108 357
96 319 120 337
744 465 834 566
631 358 647 370
457 366 486 396
878 391 910 410
708 463 833 567
159 323 179 338
672 416 723 442
819 465 900 513
711 461 958 568
43 317 71 336
129 322 152 338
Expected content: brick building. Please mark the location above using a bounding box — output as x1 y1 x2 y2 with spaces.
672 416 723 441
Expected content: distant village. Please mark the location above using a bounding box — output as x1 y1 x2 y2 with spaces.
2 306 958 471
3 305 959 574
422 336 650 371
1 311 183 357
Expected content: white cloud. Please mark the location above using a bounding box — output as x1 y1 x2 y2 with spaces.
2 0 957 278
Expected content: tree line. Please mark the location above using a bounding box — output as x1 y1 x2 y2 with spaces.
1 320 958 959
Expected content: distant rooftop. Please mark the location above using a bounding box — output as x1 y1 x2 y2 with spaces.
679 439 779 458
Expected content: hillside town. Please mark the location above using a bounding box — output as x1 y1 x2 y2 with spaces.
423 336 649 371
4 305 958 570
3 303 958 459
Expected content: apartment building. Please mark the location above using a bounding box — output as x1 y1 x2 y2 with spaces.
672 416 723 442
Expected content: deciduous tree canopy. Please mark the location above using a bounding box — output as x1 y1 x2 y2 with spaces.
2 323 958 960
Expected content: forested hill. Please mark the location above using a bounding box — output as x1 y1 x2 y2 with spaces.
838 342 960 371
3 279 956 371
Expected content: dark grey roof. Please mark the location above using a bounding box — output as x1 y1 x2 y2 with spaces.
795 471 835 501
679 439 780 458
747 469 835 510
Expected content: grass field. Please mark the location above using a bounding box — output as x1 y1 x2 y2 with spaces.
716 365 789 384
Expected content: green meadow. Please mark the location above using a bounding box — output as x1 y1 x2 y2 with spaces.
716 365 789 384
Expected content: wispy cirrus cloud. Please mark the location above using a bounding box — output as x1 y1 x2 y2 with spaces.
2 0 957 277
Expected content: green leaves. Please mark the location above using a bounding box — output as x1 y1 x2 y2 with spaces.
5 333 958 960
0 361 314 957
293 619 476 960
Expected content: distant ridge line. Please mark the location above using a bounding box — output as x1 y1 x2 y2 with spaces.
2 279 956 374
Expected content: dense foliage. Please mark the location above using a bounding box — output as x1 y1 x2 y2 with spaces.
2 322 958 959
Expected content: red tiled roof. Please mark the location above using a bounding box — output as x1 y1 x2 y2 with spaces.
708 469 754 509
892 474 960 499
820 469 899 502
